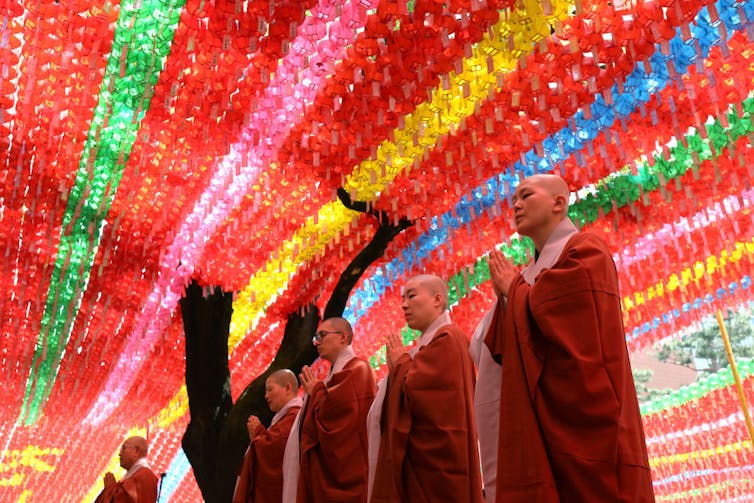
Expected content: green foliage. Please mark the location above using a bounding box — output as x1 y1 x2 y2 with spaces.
656 308 754 375
632 368 671 403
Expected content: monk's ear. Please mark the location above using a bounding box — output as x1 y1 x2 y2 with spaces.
552 194 567 214
433 292 443 310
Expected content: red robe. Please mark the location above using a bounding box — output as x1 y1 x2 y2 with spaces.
298 357 376 503
371 325 484 503
233 406 301 503
94 467 158 503
485 233 655 502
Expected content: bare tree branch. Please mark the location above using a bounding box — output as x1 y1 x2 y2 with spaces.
181 187 413 501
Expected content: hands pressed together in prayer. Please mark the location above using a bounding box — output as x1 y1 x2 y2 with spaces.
300 365 321 396
385 332 407 371
488 248 520 298
103 472 116 489
247 415 262 439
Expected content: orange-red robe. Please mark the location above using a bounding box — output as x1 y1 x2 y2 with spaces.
371 325 484 503
94 467 158 503
485 233 655 502
298 357 376 503
233 405 301 503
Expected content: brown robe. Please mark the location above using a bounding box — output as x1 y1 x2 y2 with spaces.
298 357 376 503
93 466 158 503
233 405 301 503
371 325 484 503
485 233 655 502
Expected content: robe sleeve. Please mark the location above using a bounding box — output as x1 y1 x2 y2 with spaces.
236 408 299 503
128 468 159 503
373 327 484 503
256 411 298 452
94 484 116 503
484 281 523 364
99 468 158 503
254 407 299 492
233 424 267 503
299 358 376 501
493 233 653 502
305 361 372 441
528 233 649 465
232 447 254 503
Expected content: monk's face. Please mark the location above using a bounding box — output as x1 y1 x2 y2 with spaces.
265 378 289 413
313 319 347 363
401 278 442 333
118 440 140 470
511 178 561 237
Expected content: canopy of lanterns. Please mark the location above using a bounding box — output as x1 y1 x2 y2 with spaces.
2 0 753 500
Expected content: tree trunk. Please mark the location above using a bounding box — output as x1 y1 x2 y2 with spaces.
180 283 234 503
180 204 413 501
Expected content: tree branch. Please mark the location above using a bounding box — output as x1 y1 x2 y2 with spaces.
326 189 414 318
181 187 414 501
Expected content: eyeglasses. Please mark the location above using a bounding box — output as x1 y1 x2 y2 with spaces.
312 330 343 343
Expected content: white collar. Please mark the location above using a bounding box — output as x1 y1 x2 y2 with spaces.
411 310 452 356
124 457 150 480
521 217 578 285
270 396 304 427
326 345 356 383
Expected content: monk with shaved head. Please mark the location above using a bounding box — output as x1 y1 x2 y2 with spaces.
233 369 302 503
94 435 158 503
478 174 654 502
368 274 484 502
282 317 376 503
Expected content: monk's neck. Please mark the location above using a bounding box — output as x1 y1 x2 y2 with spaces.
529 217 566 256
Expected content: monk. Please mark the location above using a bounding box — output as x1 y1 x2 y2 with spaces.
282 317 376 503
483 174 655 502
369 274 484 503
233 369 303 503
94 436 158 503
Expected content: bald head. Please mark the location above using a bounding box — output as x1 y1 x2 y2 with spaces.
519 174 569 209
125 436 148 455
512 174 571 251
323 317 354 344
401 274 449 333
265 369 299 412
314 317 354 363
268 369 299 390
119 436 147 470
410 274 449 310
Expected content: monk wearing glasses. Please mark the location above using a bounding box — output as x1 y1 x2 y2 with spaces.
282 317 376 503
